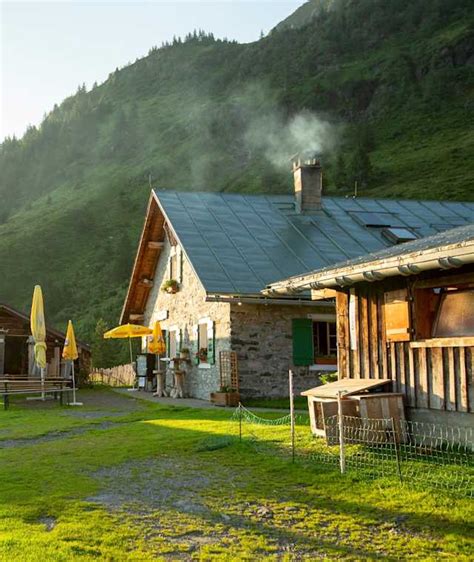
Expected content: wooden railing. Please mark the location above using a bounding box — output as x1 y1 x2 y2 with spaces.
89 364 135 387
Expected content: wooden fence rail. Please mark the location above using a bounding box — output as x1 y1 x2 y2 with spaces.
89 364 135 387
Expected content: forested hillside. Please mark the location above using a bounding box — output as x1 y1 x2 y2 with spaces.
1 0 473 358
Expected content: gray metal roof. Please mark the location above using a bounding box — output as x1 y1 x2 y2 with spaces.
154 190 474 295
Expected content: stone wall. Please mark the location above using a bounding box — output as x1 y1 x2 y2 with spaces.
230 302 336 398
143 237 231 400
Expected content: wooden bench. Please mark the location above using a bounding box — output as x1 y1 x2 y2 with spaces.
0 378 72 410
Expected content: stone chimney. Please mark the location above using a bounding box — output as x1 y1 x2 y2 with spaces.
292 156 322 213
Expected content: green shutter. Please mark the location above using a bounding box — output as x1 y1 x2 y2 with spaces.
194 325 200 365
165 331 170 357
208 321 215 365
292 318 314 366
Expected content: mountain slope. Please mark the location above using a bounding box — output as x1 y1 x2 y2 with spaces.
0 0 473 350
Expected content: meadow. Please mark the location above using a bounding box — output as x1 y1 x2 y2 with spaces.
0 387 472 560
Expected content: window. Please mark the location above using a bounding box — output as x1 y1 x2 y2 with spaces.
313 321 337 361
166 326 181 359
350 212 400 228
198 323 209 362
195 318 215 366
382 227 417 244
292 318 337 367
169 330 177 359
169 251 178 280
432 290 474 337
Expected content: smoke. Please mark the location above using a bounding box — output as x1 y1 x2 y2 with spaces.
245 108 337 170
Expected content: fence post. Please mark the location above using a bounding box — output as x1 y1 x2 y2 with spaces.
239 402 242 442
337 390 346 474
391 417 403 483
289 369 295 463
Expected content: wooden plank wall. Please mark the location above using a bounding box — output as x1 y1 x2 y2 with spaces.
337 286 474 413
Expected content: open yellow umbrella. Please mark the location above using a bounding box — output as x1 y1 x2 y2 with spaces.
103 324 153 389
63 320 82 406
30 285 47 398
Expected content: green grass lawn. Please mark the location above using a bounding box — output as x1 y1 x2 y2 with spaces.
0 388 472 561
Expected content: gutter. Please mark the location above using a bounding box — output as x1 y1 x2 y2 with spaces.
266 242 474 294
205 295 334 307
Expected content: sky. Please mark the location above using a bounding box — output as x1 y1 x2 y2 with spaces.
0 0 304 141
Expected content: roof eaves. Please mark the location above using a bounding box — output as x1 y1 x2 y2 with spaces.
265 235 474 294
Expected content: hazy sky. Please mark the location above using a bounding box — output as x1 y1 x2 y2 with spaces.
0 0 304 141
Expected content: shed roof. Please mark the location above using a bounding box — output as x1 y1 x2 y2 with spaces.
301 378 393 398
266 224 474 292
155 191 474 295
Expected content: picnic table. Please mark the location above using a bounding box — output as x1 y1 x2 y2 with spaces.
0 376 73 410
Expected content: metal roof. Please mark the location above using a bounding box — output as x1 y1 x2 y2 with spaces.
154 190 474 295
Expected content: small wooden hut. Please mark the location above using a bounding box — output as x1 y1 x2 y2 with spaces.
267 226 474 427
0 303 91 378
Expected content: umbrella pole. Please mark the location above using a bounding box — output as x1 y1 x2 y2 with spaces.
69 360 83 406
41 367 45 400
128 337 138 391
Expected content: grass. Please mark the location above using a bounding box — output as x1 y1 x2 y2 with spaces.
0 387 472 560
242 396 307 410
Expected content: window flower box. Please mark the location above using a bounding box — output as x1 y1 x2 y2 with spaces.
210 390 240 407
162 279 179 294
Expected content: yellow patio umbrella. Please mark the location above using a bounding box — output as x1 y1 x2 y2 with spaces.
103 324 153 389
30 285 47 398
30 285 47 370
62 320 82 406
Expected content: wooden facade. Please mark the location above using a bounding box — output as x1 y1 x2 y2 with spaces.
0 304 91 377
335 266 474 414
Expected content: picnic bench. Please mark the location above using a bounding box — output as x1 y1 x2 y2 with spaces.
0 377 73 410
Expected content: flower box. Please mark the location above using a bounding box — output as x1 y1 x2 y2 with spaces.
210 391 240 407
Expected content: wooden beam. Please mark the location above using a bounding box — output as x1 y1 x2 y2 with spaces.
148 241 164 250
458 347 468 412
129 314 144 322
430 348 444 410
336 291 349 379
414 272 474 289
311 288 337 300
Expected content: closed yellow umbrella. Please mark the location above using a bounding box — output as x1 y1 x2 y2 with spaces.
30 285 47 370
148 321 166 355
103 324 153 390
30 285 47 399
62 320 82 406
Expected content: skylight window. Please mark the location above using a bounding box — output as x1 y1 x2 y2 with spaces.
350 212 402 228
382 227 417 244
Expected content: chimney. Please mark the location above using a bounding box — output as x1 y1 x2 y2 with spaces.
292 156 322 213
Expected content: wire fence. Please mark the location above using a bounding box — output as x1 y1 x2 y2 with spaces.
231 404 474 498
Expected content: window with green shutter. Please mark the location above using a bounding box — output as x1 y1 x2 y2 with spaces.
292 318 314 366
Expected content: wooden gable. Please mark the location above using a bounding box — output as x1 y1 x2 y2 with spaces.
120 195 167 323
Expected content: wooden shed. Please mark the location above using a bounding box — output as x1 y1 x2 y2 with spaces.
302 378 405 439
267 226 474 426
0 303 91 378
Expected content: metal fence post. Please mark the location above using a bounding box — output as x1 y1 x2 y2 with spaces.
337 390 346 474
239 402 242 442
289 369 295 463
391 417 403 483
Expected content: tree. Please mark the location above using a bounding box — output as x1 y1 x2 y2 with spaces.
92 319 120 368
334 153 348 189
348 145 372 188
